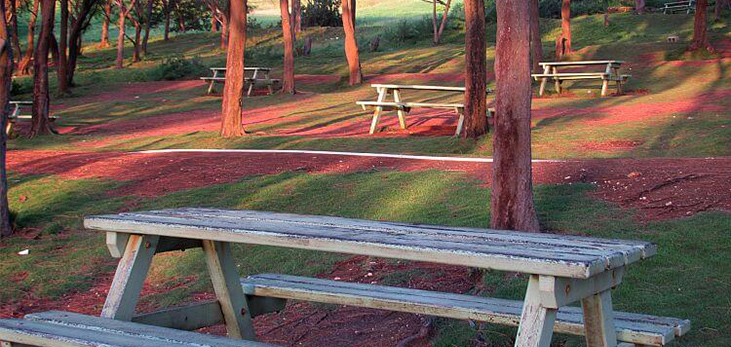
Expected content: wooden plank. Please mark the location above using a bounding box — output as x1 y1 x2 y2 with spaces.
539 61 623 66
515 275 557 347
392 89 407 129
101 234 159 321
241 273 687 346
85 208 656 279
21 311 276 346
106 232 129 258
202 241 256 340
131 300 223 330
582 290 619 347
368 87 388 134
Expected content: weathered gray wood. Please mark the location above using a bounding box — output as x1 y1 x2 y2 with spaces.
392 89 407 129
241 273 689 346
582 289 619 347
368 87 388 134
85 208 656 279
101 234 159 321
539 60 623 66
202 241 256 340
106 232 129 258
19 311 276 346
131 300 224 330
515 275 557 347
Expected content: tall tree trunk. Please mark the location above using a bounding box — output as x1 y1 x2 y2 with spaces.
431 0 438 44
30 0 56 137
491 0 539 232
132 20 141 62
561 0 571 54
280 0 295 94
211 13 218 32
67 0 97 87
292 0 301 32
175 0 186 33
341 0 361 85
163 0 170 40
58 0 69 94
9 0 20 63
529 0 542 73
462 0 487 138
142 0 154 54
49 34 59 67
220 13 229 50
17 0 40 75
432 0 452 45
115 0 126 69
690 0 710 51
0 0 14 237
101 0 111 47
220 0 247 137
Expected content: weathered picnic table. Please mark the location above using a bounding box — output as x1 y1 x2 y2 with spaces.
532 61 630 97
5 101 59 135
663 0 695 14
200 67 280 96
0 208 690 347
357 84 494 136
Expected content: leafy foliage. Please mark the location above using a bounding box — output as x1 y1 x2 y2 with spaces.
384 16 434 44
148 56 207 80
302 0 342 27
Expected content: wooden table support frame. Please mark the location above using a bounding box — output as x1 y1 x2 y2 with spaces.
534 61 629 97
202 67 277 97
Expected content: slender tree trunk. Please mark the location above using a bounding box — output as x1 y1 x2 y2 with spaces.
163 0 170 40
9 0 20 63
132 20 141 62
101 0 111 47
17 0 40 75
341 0 361 85
492 0 539 232
690 0 712 51
211 14 218 32
67 0 96 87
115 1 126 68
142 0 154 54
175 0 186 33
292 0 301 32
462 0 487 138
58 0 69 94
436 0 452 44
529 0 542 73
561 0 571 53
220 14 229 50
0 0 14 237
280 0 295 94
30 0 55 137
432 0 438 44
49 34 60 67
220 0 247 137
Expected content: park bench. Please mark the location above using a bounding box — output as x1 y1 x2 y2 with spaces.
200 67 280 96
0 311 276 346
532 61 631 97
69 208 690 347
5 101 59 135
663 0 695 14
356 84 494 137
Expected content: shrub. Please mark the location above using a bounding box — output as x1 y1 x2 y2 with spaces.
149 56 207 81
10 79 31 97
302 0 342 27
384 16 434 44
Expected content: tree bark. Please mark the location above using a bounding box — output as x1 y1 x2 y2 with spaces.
30 0 56 137
67 0 97 87
0 0 14 237
280 0 295 94
142 0 154 54
220 0 247 137
174 0 186 33
58 0 69 94
491 0 539 232
8 0 21 63
17 0 40 75
529 0 542 73
431 0 452 45
561 0 571 54
341 0 361 85
462 0 487 138
211 12 218 32
163 0 170 40
690 0 711 51
132 20 141 62
101 0 111 47
115 0 131 69
292 0 301 32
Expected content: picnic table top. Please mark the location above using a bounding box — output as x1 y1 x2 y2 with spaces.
85 208 656 279
370 84 491 94
10 101 32 104
539 60 624 66
210 67 271 71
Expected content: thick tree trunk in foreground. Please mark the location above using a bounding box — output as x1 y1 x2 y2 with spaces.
101 0 111 47
529 0 542 73
561 0 572 54
30 0 56 137
690 0 712 51
280 0 296 94
462 0 487 138
18 0 40 75
492 0 539 232
0 0 14 237
58 0 70 94
341 0 362 85
220 0 247 137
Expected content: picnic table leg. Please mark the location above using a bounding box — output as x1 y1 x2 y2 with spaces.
100 234 160 321
581 289 619 347
539 65 550 96
369 87 388 134
514 275 557 347
265 71 274 95
392 89 407 129
552 67 561 95
246 69 259 97
454 107 465 137
202 240 256 340
207 70 218 94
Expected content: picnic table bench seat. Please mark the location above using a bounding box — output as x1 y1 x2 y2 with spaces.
663 0 695 13
6 101 59 135
0 311 277 347
533 61 630 97
201 67 278 96
241 274 690 347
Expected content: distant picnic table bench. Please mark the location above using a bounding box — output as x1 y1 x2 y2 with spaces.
532 61 630 97
5 101 59 135
357 84 494 137
200 67 280 96
663 0 695 14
